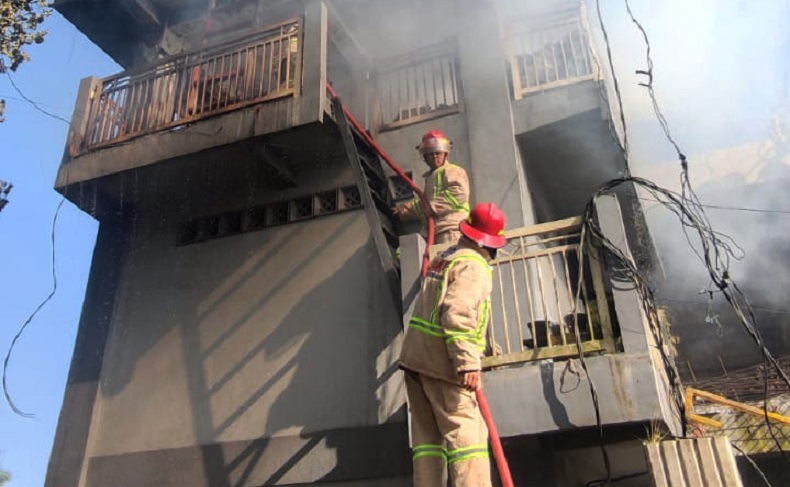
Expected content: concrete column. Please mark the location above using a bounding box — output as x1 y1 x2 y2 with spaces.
456 0 535 228
596 193 683 436
58 76 101 181
44 217 129 487
399 233 425 330
299 0 327 125
595 193 649 354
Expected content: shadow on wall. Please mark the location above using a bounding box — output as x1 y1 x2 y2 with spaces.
96 211 407 486
516 109 627 223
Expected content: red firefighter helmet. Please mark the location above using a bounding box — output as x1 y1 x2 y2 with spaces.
459 203 507 249
416 129 452 155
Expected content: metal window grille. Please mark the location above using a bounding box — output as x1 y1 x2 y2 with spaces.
389 172 414 201
268 201 289 226
317 191 338 214
341 186 361 209
377 42 461 130
291 196 314 221
177 186 368 246
245 206 266 231
508 12 595 99
86 20 300 149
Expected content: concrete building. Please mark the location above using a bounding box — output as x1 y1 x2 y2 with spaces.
46 0 689 486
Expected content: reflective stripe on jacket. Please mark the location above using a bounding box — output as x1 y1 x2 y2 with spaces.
399 243 492 384
398 163 470 239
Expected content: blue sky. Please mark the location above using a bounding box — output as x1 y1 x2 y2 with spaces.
0 1 787 486
0 13 119 487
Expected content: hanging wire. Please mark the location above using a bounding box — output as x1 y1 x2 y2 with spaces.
622 0 790 464
3 196 67 417
3 69 71 125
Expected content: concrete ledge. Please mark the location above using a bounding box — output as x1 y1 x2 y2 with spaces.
484 353 664 437
85 422 410 487
56 96 310 188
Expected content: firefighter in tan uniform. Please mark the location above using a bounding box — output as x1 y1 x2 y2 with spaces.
399 202 508 487
393 130 470 244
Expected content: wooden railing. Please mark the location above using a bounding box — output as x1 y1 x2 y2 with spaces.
84 20 300 149
482 216 617 368
507 9 596 99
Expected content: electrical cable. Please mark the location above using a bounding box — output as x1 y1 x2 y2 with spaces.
622 0 790 464
594 0 630 171
3 71 70 125
586 471 649 487
2 196 66 417
732 443 776 487
637 197 790 215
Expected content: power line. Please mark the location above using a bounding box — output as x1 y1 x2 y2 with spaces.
2 196 66 418
638 197 790 215
657 297 790 317
3 71 70 125
620 0 790 464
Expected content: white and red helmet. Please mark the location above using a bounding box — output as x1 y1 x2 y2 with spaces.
416 129 452 155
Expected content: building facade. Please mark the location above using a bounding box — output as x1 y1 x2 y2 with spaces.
47 1 683 486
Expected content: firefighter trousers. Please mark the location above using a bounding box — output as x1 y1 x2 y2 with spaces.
405 371 492 487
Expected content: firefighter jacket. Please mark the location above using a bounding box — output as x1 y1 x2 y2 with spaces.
399 243 492 385
397 163 470 239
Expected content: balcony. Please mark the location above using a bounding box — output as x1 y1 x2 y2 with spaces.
55 1 357 214
84 21 300 150
400 194 683 439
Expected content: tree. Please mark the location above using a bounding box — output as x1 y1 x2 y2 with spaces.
0 0 51 72
0 180 12 213
1 0 52 122
0 469 9 486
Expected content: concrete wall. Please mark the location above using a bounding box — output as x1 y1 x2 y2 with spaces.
72 208 409 486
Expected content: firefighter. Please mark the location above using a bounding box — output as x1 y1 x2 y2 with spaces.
399 202 507 487
393 130 470 244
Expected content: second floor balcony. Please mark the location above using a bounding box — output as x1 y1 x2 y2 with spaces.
56 0 366 205
400 194 683 439
84 21 300 150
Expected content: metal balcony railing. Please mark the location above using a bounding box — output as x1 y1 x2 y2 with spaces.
84 20 300 149
507 10 596 99
482 216 617 368
375 41 462 130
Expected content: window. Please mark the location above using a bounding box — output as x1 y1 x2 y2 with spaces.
508 10 595 98
376 41 462 130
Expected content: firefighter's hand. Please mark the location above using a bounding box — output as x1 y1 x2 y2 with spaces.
460 370 481 391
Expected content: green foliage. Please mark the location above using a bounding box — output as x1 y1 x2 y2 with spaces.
0 469 10 486
0 0 52 73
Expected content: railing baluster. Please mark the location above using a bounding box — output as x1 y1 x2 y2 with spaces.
559 26 571 79
495 260 511 354
520 237 538 353
561 247 578 343
579 252 596 341
509 258 524 353
549 251 568 346
534 256 551 349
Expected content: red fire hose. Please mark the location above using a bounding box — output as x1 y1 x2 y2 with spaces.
477 389 515 487
326 84 513 485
